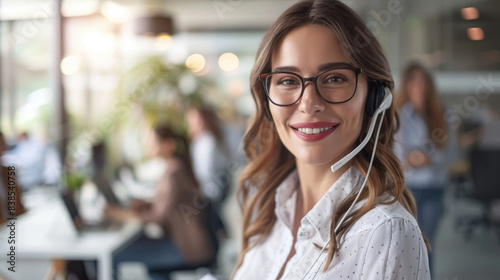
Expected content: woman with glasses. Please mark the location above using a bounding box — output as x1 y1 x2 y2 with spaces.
232 1 430 279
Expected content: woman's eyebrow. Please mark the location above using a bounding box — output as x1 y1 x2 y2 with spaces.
318 62 353 71
272 62 354 73
272 66 300 72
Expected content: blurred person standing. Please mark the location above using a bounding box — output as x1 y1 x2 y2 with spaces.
105 125 216 280
393 62 456 274
186 106 231 212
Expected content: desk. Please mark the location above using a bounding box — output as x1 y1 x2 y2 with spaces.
0 189 142 280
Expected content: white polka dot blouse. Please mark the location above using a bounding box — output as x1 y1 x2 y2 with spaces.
233 166 431 280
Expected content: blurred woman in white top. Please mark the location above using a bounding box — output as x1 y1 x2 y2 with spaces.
186 106 231 212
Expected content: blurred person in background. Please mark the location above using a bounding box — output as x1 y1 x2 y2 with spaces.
105 124 216 280
394 62 457 274
2 132 61 191
185 106 231 212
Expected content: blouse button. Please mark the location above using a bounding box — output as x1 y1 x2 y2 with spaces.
299 230 310 237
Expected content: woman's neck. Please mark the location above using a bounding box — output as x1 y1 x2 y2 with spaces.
410 100 425 115
295 160 351 216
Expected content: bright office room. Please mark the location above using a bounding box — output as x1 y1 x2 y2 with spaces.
0 0 499 279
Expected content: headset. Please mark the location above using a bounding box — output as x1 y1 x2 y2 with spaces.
331 81 390 173
365 81 386 117
300 82 393 279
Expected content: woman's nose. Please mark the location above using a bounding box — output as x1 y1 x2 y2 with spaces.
298 81 325 115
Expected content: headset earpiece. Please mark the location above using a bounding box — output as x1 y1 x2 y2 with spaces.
365 81 386 117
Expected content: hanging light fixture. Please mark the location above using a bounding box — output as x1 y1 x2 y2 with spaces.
134 14 175 37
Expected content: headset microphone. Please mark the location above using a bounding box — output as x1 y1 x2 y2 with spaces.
301 90 393 280
330 91 392 173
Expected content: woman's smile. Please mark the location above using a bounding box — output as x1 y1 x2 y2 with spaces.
290 122 339 141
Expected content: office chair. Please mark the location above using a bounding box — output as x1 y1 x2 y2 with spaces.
148 200 221 280
456 148 500 241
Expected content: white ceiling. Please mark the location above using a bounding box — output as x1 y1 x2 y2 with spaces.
1 0 499 73
0 0 365 32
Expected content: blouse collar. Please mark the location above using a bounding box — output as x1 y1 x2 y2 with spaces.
274 165 365 245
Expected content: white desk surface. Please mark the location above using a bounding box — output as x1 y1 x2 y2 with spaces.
0 188 142 280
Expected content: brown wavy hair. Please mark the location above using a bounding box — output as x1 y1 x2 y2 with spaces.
232 0 425 276
395 62 447 150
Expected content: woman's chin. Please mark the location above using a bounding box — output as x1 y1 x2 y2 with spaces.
293 146 353 170
294 152 340 168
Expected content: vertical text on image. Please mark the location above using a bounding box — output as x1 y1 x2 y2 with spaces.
6 166 17 273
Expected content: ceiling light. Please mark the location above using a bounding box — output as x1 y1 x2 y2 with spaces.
461 7 479 20
155 33 172 51
61 56 81 75
218 53 239 72
186 54 206 73
134 15 175 36
467 27 484 40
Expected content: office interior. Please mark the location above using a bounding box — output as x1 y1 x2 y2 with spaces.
0 0 499 279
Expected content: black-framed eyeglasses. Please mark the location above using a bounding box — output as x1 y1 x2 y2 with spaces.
259 67 362 106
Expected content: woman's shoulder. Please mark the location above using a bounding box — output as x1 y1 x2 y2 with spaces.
344 201 430 279
346 200 420 239
373 200 418 222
